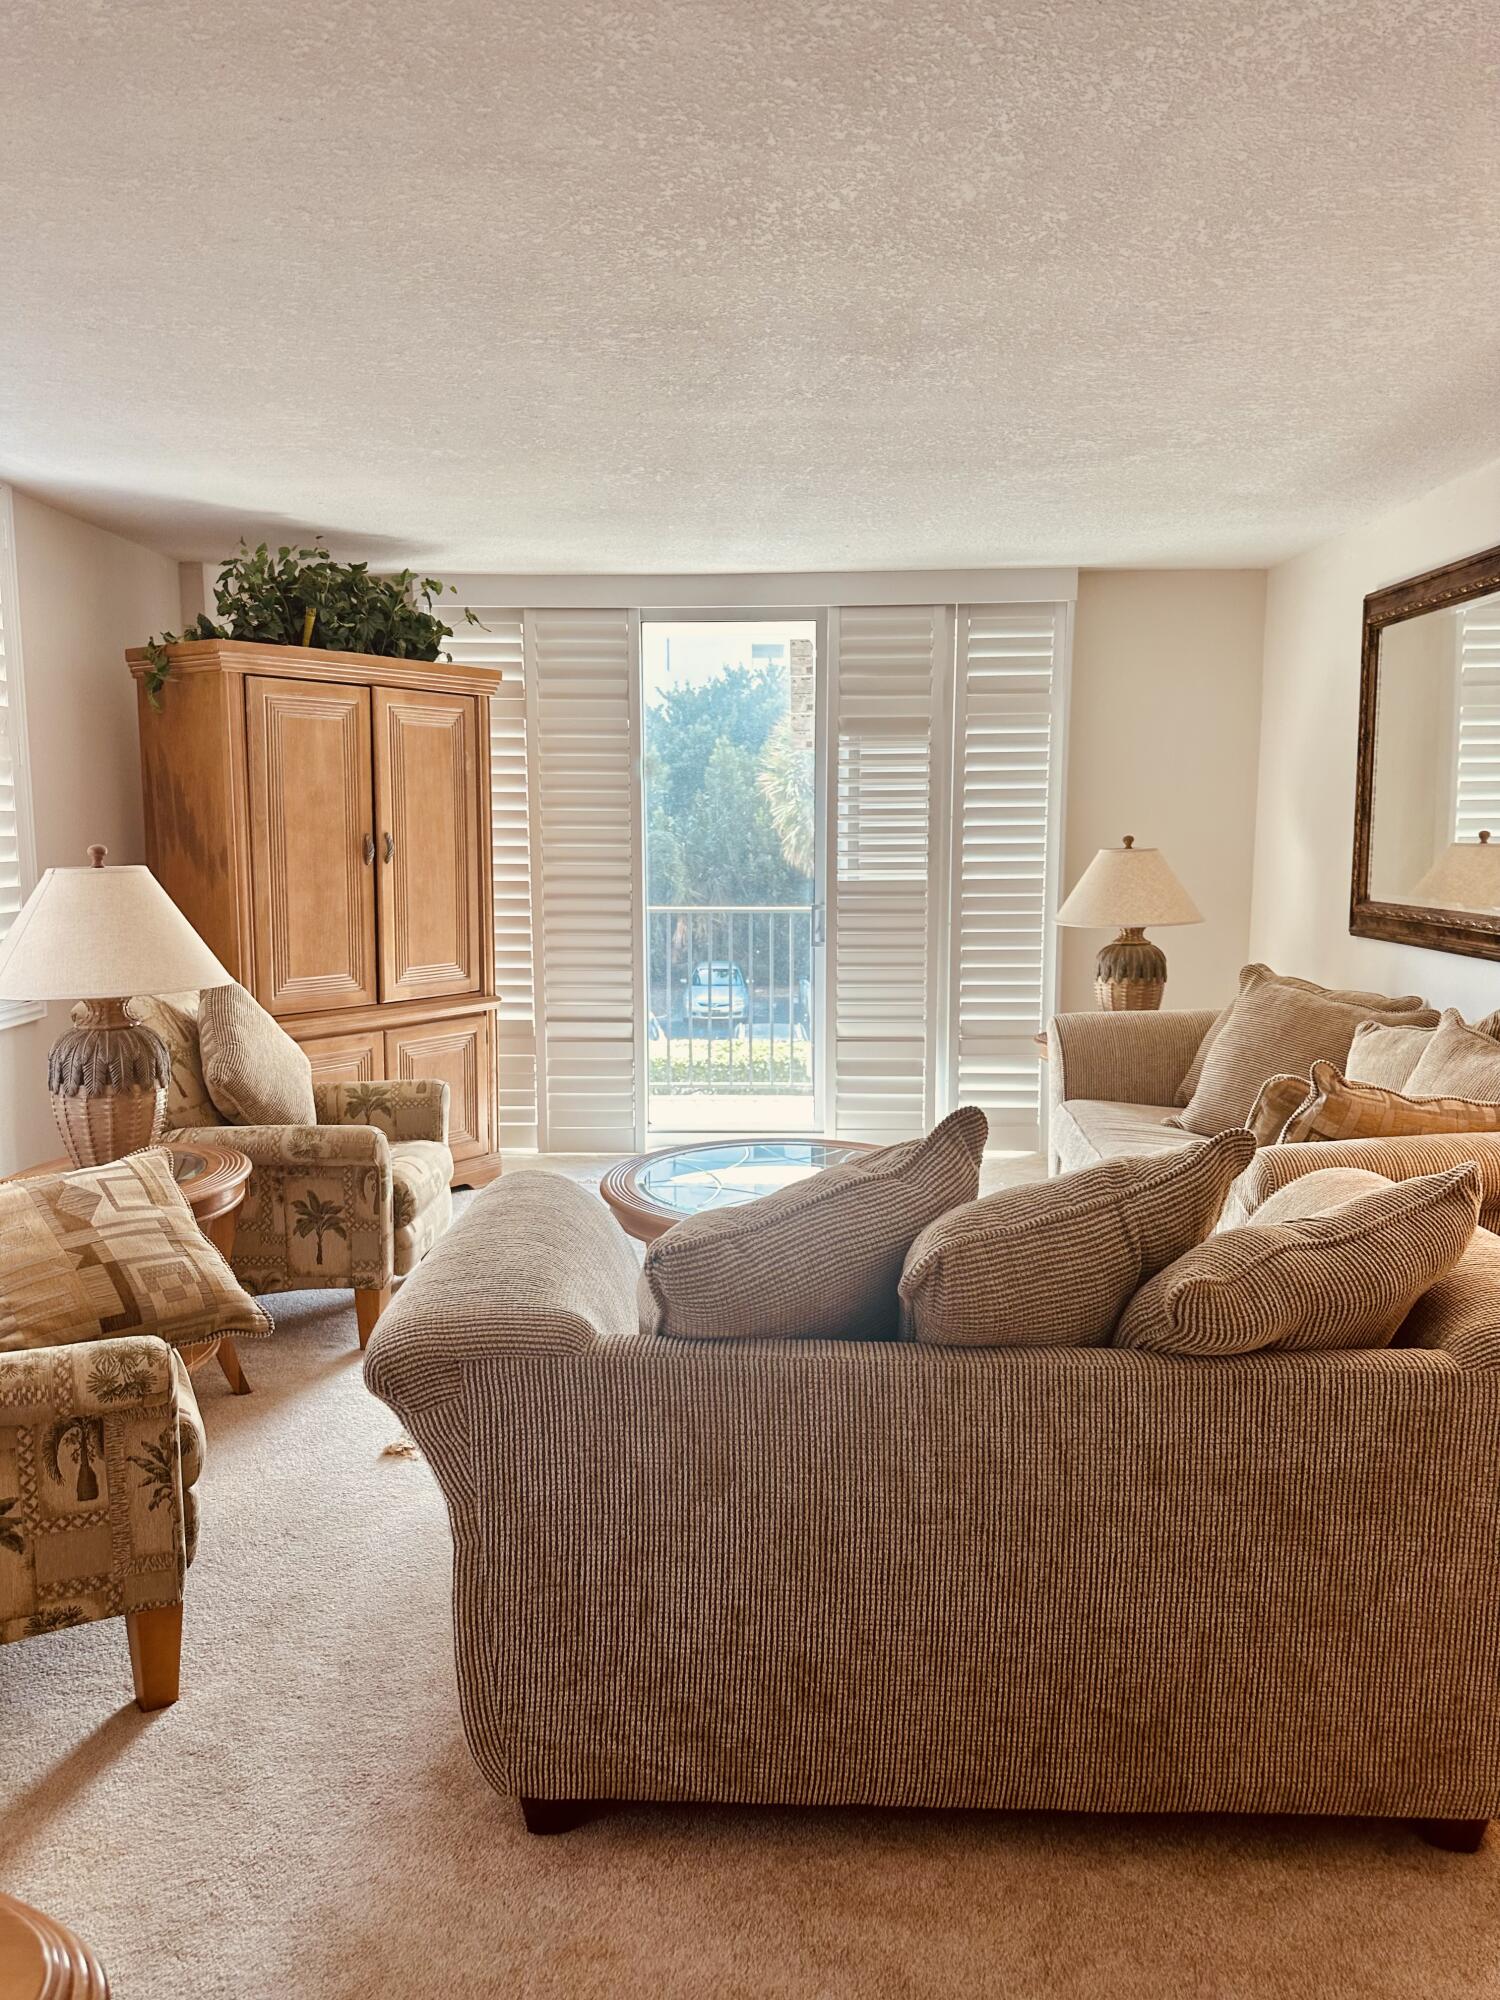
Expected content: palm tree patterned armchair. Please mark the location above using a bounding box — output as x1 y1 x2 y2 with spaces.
0 1335 203 1709
130 992 454 1347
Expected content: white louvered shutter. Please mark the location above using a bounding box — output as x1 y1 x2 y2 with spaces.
528 608 640 1150
829 605 945 1141
0 488 38 1023
1454 599 1500 843
948 604 1063 1149
448 608 537 1148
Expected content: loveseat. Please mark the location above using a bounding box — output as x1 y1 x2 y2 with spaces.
365 1168 1500 1848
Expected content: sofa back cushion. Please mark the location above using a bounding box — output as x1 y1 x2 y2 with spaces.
641 1108 986 1341
898 1128 1253 1347
1405 1009 1500 1102
199 982 317 1126
0 1149 270 1353
1114 1165 1480 1356
1174 969 1438 1137
1279 1061 1500 1145
1173 965 1430 1109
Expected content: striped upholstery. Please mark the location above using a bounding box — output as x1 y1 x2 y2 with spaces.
1280 1062 1500 1145
898 1129 1253 1347
199 983 316 1126
1116 1166 1480 1356
1173 967 1431 1109
640 1109 986 1341
1407 1009 1500 1101
1345 1019 1435 1089
366 1170 1500 1821
1046 1010 1215 1174
1226 1130 1500 1235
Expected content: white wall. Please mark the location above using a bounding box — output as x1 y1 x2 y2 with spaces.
1062 570 1267 1013
1251 453 1500 1014
0 490 181 1172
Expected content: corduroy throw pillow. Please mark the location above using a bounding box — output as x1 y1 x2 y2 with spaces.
1405 1009 1500 1102
641 1107 987 1341
897 1127 1254 1347
1344 1018 1436 1090
1114 1164 1480 1356
199 982 317 1126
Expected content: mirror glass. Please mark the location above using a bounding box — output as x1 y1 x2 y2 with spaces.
1369 587 1500 914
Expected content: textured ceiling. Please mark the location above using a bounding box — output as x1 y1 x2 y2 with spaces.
0 0 1497 572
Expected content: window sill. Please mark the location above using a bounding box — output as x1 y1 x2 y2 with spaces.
0 1000 46 1032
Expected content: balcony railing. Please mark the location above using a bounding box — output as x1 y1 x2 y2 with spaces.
648 904 814 1097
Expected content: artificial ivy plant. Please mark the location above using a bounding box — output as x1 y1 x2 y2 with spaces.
141 541 478 704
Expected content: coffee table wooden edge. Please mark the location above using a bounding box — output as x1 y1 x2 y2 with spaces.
600 1137 881 1244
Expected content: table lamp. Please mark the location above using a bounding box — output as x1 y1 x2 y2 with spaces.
0 845 233 1165
1056 834 1203 1011
1410 830 1500 912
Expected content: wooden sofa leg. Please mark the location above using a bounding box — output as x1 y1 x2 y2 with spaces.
126 1604 182 1712
217 1335 251 1395
519 1797 594 1835
1418 1818 1489 1853
355 1284 392 1351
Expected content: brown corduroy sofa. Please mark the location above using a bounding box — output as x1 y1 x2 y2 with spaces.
366 1169 1500 1850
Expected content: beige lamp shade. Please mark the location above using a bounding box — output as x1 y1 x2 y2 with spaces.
0 849 232 1001
1056 836 1203 929
1410 830 1500 913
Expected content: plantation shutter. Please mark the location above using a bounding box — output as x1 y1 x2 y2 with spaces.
828 605 946 1141
948 604 1063 1149
451 608 537 1148
528 608 640 1150
1454 599 1500 844
0 488 38 1026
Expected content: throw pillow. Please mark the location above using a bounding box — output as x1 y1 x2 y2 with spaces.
1173 970 1438 1137
897 1127 1254 1348
1344 1019 1434 1090
1247 1165 1396 1226
1245 1072 1311 1145
1173 966 1430 1109
1278 1060 1500 1145
1405 1009 1500 1102
199 982 317 1126
641 1107 987 1341
0 1149 270 1354
1114 1164 1480 1356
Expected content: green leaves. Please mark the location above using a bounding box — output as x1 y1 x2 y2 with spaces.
139 542 472 703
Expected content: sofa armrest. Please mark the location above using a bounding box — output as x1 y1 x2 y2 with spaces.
1226 1132 1500 1234
168 1122 392 1169
313 1080 450 1146
1047 1009 1217 1108
364 1171 641 1417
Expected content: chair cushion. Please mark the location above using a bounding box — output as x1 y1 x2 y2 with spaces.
1280 1061 1500 1145
1175 968 1438 1137
1405 1009 1500 1102
899 1128 1254 1348
199 983 316 1126
1054 1099 1206 1173
0 1150 270 1353
1115 1164 1480 1356
641 1108 987 1341
1174 965 1432 1108
389 1141 452 1231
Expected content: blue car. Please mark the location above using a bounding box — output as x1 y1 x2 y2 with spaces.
686 961 749 1023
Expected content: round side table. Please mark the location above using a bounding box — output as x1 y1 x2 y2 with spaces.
601 1136 879 1243
6 1142 254 1396
0 1891 109 1998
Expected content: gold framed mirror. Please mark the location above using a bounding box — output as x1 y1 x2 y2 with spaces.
1352 541 1500 960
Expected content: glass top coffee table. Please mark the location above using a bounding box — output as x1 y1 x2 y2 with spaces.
600 1137 878 1243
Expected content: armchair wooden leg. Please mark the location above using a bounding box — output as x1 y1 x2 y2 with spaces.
355 1284 392 1351
519 1797 595 1835
217 1335 251 1395
126 1603 182 1712
1417 1818 1489 1853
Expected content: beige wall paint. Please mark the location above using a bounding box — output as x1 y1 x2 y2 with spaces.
1251 453 1500 1016
0 490 180 1172
1062 570 1266 1013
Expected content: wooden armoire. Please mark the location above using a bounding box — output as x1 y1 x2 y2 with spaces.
128 639 504 1184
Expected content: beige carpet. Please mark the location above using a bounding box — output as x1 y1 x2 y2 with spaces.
2 1157 1499 1999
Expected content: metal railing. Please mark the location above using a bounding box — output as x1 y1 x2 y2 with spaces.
648 904 814 1097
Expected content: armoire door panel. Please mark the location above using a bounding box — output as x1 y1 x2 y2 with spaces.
245 677 378 1014
373 688 481 1005
297 1029 385 1089
385 1013 491 1163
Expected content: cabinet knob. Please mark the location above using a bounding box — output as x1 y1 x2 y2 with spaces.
362 833 375 866
382 831 395 864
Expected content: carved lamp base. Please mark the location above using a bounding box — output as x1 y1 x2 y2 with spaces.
1094 927 1168 1012
48 998 170 1168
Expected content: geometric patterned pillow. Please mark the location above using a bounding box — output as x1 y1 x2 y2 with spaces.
1279 1061 1500 1146
1245 1072 1314 1145
0 1149 270 1353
